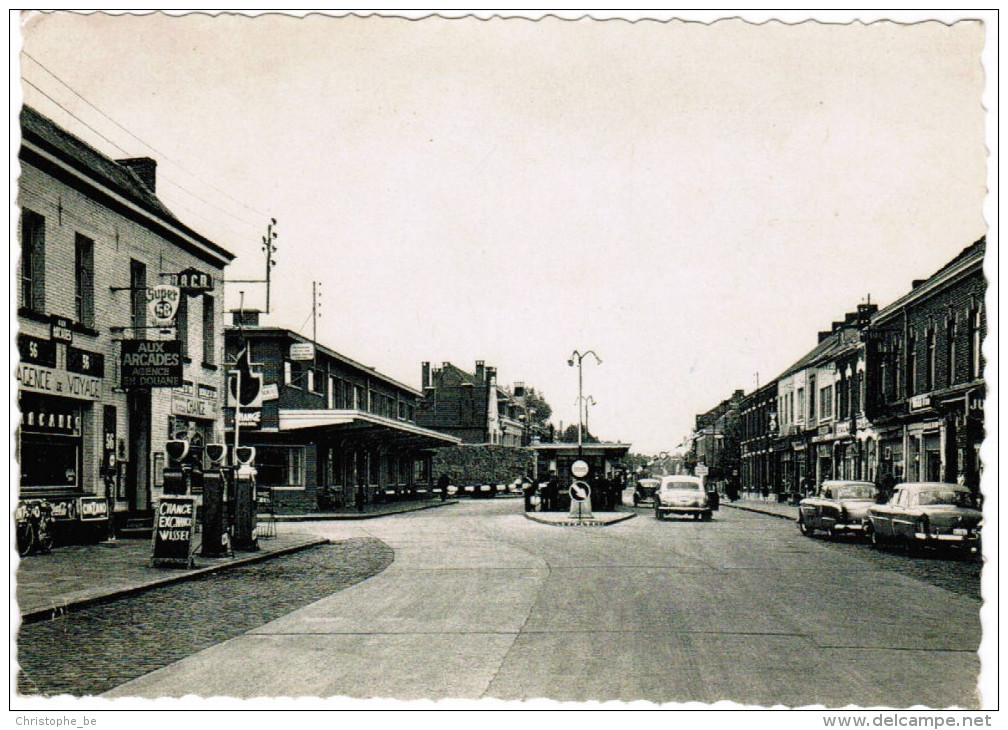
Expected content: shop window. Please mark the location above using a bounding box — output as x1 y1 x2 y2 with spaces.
310 367 325 395
202 295 215 365
74 233 94 328
20 209 46 314
819 385 833 421
413 459 430 484
256 446 305 487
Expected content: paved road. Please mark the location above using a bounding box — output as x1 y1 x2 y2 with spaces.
104 500 981 706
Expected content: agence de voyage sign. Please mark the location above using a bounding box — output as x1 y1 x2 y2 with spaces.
121 340 183 388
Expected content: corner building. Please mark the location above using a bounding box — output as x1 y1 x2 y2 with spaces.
16 106 234 538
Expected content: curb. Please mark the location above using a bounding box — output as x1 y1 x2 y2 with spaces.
722 503 797 521
274 500 459 522
524 512 636 528
20 537 330 625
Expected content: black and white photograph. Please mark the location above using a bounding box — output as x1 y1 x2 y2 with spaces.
10 9 997 719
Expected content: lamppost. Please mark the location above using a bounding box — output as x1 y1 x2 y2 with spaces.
577 395 597 441
568 350 601 456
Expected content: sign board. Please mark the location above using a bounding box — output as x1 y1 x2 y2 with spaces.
289 343 315 361
17 334 57 368
909 394 932 412
151 496 196 568
571 459 589 478
171 391 212 419
50 316 73 344
569 480 591 503
67 347 105 377
261 382 279 401
17 361 103 401
695 464 709 477
121 340 183 388
166 268 214 294
146 285 181 327
79 496 109 521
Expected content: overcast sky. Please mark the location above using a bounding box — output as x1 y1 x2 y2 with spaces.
15 11 990 454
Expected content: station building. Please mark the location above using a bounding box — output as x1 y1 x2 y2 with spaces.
223 316 460 512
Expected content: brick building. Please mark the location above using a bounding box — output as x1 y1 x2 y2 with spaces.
690 389 744 481
862 238 986 493
16 106 234 538
417 360 529 445
740 380 778 495
224 318 459 512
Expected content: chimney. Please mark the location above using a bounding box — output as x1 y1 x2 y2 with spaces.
232 309 260 327
117 157 157 193
818 331 832 342
475 360 485 382
513 382 525 398
486 366 497 386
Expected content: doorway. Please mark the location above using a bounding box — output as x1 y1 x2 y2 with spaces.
127 390 151 513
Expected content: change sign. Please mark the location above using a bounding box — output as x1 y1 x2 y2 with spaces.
151 496 196 568
121 340 183 388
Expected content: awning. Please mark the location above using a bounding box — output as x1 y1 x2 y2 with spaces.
278 409 461 450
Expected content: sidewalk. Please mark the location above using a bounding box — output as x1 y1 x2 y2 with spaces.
275 498 458 521
15 529 327 623
722 497 799 521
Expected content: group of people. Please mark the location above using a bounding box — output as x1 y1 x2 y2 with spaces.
521 471 625 512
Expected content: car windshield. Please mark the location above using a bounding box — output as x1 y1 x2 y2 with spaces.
664 481 701 491
834 485 875 500
915 489 975 508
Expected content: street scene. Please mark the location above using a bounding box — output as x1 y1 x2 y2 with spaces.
12 11 993 714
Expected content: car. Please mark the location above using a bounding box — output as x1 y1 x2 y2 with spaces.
633 478 660 506
865 482 982 556
797 480 877 539
654 475 714 520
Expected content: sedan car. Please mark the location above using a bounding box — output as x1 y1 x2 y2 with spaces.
866 482 982 556
654 475 714 520
797 480 877 539
632 478 660 506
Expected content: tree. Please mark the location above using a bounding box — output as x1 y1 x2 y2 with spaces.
559 424 599 443
522 387 552 428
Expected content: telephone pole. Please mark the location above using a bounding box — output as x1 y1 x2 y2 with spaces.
262 218 278 314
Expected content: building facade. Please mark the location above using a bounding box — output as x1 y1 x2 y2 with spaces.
740 380 778 495
17 106 234 537
417 360 531 445
224 318 460 512
691 389 744 482
862 238 986 494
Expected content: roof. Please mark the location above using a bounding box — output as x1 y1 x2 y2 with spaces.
532 442 632 456
19 105 234 267
225 326 423 397
277 409 462 447
778 327 861 379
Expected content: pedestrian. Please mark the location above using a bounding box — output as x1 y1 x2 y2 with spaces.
437 472 450 502
761 484 770 502
545 468 560 512
355 478 365 513
522 474 537 512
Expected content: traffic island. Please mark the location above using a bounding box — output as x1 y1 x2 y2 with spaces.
524 511 636 527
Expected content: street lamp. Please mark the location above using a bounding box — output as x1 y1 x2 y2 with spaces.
577 395 597 441
568 350 601 456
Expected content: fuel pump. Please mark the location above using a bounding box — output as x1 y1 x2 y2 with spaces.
201 443 228 558
232 445 258 551
163 439 189 495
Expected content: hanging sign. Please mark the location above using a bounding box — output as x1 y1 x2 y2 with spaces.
165 268 214 294
289 343 315 361
121 340 183 388
50 316 74 344
146 285 181 327
151 496 196 568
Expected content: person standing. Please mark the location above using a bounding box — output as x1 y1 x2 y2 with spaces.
522 474 536 512
437 473 450 502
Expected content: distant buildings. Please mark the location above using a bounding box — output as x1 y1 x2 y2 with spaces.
417 360 540 446
692 237 986 498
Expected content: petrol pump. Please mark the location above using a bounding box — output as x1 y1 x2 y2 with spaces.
163 439 189 495
201 443 228 558
232 445 258 551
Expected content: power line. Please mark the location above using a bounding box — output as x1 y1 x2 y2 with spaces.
20 58 267 234
22 51 270 223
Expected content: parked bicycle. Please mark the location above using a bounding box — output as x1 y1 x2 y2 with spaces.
15 499 54 556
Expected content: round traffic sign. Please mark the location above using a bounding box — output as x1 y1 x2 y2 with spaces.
571 459 589 478
569 480 591 503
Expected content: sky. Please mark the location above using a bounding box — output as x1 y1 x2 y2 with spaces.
13 11 991 454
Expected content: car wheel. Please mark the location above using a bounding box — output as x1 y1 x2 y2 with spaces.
798 517 812 537
904 536 922 557
826 524 838 541
702 511 712 521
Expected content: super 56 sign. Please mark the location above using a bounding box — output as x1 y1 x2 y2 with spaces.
147 284 181 327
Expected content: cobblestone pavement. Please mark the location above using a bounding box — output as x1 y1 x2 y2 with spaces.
16 537 393 697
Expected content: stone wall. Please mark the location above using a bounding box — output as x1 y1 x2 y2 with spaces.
432 444 534 486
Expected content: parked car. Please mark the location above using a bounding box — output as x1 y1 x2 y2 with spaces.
797 480 877 539
654 475 714 520
866 482 982 556
633 478 660 506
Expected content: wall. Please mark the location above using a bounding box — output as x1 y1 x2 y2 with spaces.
432 444 534 486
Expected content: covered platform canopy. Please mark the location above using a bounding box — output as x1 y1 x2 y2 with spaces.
278 408 461 450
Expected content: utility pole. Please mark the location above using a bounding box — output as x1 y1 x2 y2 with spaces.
312 280 321 343
262 218 278 314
